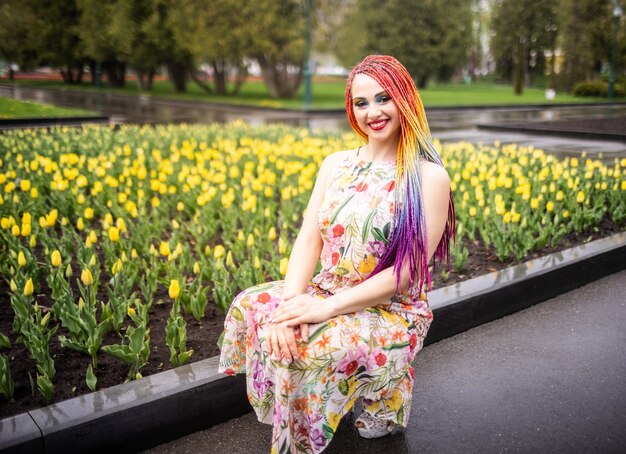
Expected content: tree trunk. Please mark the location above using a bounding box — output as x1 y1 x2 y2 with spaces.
88 60 96 86
146 69 155 91
190 70 213 94
135 68 155 92
513 41 523 95
213 59 227 95
76 63 84 84
256 55 302 99
167 61 188 93
231 63 248 96
104 60 126 88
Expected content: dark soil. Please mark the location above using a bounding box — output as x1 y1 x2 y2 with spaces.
0 217 623 420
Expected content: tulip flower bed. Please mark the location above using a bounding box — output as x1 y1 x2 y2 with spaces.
0 122 624 418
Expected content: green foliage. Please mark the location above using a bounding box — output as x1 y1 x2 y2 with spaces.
165 299 194 367
335 0 474 87
558 0 624 90
573 80 626 98
0 355 14 400
490 0 559 92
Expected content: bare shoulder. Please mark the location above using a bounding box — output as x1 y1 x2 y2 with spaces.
420 160 451 191
323 149 352 166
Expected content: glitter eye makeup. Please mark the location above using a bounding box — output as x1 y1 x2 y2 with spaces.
352 92 391 109
375 93 391 104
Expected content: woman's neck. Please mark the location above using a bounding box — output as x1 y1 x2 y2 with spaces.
362 136 400 163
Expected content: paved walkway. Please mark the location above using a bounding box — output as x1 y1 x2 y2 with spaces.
143 270 626 454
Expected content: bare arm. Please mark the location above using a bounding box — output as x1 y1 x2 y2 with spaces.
281 152 341 298
273 161 452 326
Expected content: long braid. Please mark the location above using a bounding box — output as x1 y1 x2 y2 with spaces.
345 55 456 295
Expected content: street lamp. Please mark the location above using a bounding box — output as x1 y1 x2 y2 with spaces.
609 1 623 100
303 0 313 109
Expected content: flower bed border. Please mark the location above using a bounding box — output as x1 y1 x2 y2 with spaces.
1 231 624 454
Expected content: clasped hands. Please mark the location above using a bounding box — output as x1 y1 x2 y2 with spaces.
266 293 334 364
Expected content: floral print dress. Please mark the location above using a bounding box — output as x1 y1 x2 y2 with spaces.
218 149 433 453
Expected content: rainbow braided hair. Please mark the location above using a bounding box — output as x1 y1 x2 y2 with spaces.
345 55 456 294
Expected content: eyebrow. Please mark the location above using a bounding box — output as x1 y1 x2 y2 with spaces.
352 91 389 101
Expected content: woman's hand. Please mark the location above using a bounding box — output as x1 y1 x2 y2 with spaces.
266 322 301 364
271 294 335 330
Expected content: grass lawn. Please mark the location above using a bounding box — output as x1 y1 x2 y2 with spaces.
0 97 96 119
3 77 614 109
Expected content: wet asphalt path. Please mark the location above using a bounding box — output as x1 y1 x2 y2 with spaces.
144 270 626 454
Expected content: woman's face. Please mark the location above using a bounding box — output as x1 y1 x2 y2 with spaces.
350 74 401 144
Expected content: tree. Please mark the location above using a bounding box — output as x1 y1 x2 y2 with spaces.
557 0 624 90
315 0 361 67
0 0 85 84
490 0 559 94
77 0 127 87
168 0 253 95
334 0 474 88
0 0 41 77
249 0 308 98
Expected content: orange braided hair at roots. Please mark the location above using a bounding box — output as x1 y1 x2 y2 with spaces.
345 55 456 294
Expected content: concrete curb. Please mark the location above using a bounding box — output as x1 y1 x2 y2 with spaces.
477 123 626 142
1 232 624 453
0 116 111 130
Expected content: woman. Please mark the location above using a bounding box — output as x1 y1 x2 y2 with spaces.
218 54 455 453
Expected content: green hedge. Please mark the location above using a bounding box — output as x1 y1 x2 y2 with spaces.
573 80 625 98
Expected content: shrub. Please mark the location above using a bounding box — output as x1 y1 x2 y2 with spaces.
573 80 625 98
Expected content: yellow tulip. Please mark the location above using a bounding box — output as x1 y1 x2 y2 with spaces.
546 201 554 212
563 210 570 219
17 251 26 267
29 235 36 248
530 198 539 209
169 279 181 299
468 206 477 217
268 227 277 241
21 223 31 237
65 263 73 278
127 306 136 317
23 278 34 296
193 261 200 274
84 207 94 219
131 248 138 259
109 226 120 242
159 242 171 257
81 269 94 287
246 233 255 247
576 191 585 203
254 256 261 269
77 217 85 231
51 250 62 267
214 245 225 259
10 278 17 292
112 259 123 275
226 251 235 268
279 257 289 275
